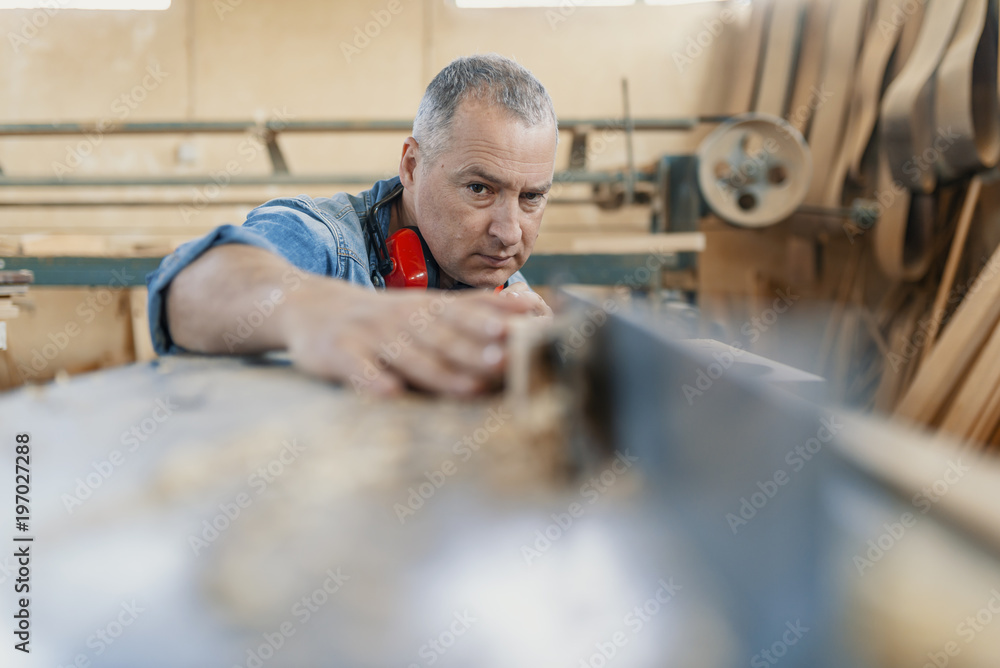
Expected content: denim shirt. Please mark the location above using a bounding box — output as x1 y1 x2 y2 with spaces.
146 176 527 355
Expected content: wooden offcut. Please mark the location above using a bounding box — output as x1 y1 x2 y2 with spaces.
896 239 1000 426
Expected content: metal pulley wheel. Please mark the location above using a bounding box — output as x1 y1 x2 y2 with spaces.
697 113 812 228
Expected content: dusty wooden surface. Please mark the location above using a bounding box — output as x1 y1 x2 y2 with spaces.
0 355 710 668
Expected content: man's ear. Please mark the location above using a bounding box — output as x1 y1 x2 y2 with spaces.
399 137 420 190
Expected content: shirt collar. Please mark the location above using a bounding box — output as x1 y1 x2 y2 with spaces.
366 175 403 238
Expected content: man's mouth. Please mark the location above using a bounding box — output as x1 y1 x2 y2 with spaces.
477 253 514 268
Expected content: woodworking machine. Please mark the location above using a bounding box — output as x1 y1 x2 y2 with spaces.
1 290 998 667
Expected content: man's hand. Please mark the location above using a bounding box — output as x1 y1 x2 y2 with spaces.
281 279 536 396
167 244 542 397
499 282 553 318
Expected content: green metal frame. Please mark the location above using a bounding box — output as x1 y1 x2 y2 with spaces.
0 253 692 288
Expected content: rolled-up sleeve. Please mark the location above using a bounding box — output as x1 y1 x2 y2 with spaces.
508 270 528 288
145 225 282 355
146 199 343 355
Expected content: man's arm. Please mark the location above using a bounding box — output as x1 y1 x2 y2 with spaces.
166 244 535 395
166 244 301 355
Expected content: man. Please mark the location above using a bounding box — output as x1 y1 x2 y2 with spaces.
147 54 557 396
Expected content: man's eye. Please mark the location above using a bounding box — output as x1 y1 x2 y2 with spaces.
468 183 488 194
523 193 540 201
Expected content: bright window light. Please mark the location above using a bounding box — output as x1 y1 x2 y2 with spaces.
0 1 169 9
456 0 728 6
643 0 732 5
457 0 632 6
646 0 730 4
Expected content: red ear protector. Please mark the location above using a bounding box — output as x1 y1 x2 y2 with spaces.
384 226 439 289
366 183 506 293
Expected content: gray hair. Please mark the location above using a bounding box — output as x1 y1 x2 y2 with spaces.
412 54 558 165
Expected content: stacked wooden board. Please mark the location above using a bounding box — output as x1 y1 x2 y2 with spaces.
0 269 32 355
704 0 1000 451
823 0 1000 449
0 270 32 320
891 182 1000 447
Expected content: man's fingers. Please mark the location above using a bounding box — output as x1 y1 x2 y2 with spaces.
499 283 553 317
502 290 551 317
404 293 537 378
389 342 490 396
530 293 554 317
341 332 482 396
362 370 405 396
286 288 534 396
435 294 531 343
300 337 402 396
411 318 506 376
502 281 531 295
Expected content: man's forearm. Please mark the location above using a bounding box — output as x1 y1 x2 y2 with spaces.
165 244 330 354
164 242 541 395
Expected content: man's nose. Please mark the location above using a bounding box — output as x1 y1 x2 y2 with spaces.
488 197 523 247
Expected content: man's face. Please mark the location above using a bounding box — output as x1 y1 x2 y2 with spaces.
403 99 557 288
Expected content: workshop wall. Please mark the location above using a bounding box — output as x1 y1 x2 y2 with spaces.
0 0 752 245
0 0 751 388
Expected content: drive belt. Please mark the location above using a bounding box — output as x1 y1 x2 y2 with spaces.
875 0 999 281
873 161 936 282
881 0 966 194
835 0 906 196
933 0 1000 180
891 0 928 80
804 0 869 207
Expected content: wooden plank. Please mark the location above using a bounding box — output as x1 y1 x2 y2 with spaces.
895 238 1000 426
742 0 776 113
0 299 19 319
818 245 863 374
568 233 706 254
874 300 917 413
940 318 1000 441
835 411 1000 554
920 176 983 364
129 288 156 363
966 361 1000 445
787 0 832 135
0 354 573 659
897 293 930 401
831 279 864 398
755 0 806 116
